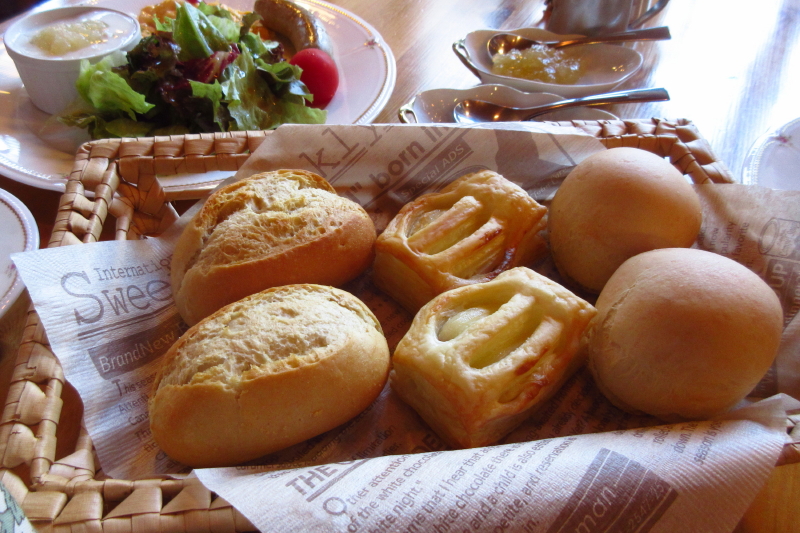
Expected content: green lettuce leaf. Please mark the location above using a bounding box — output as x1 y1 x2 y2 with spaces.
221 48 325 130
197 2 240 45
220 49 272 130
239 32 281 59
239 12 263 40
75 52 154 119
190 80 226 130
153 15 174 33
173 2 228 60
197 2 233 18
209 15 240 43
256 60 313 103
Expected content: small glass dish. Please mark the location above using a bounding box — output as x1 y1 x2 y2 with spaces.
398 84 619 123
453 28 643 98
742 117 800 190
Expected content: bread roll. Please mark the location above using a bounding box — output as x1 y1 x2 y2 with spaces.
150 284 390 467
171 169 376 325
374 170 548 313
586 248 783 421
391 267 596 448
549 147 702 293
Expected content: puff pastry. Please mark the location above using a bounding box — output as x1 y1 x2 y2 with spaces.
391 267 596 448
373 170 548 312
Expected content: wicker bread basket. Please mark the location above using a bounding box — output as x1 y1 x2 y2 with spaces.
1 119 796 531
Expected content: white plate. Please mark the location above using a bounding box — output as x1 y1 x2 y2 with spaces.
453 28 642 98
0 0 396 192
742 117 800 190
399 84 619 124
0 188 38 319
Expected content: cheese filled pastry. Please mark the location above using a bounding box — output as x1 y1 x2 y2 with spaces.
391 267 596 448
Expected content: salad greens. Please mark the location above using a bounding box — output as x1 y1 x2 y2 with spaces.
60 1 325 139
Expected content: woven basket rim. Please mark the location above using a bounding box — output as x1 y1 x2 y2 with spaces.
6 121 787 532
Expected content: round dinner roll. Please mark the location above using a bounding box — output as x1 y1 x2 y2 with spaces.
586 248 783 422
149 284 390 467
548 147 702 293
171 169 376 325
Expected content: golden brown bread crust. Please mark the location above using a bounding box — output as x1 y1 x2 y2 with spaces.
171 169 376 325
373 170 548 313
586 248 784 421
390 267 596 448
548 147 702 294
150 284 390 467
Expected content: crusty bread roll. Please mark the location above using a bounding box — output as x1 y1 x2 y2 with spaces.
586 248 783 422
391 267 596 448
374 170 548 313
171 169 376 325
549 147 702 293
150 284 390 467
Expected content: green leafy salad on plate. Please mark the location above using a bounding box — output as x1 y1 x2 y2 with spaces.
59 1 326 139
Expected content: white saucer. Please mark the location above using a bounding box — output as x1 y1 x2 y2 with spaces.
0 188 38 319
742 117 800 190
399 84 619 124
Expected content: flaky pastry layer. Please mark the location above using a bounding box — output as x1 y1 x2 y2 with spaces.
374 170 548 312
391 267 596 448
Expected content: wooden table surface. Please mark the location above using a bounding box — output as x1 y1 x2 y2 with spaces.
0 0 798 531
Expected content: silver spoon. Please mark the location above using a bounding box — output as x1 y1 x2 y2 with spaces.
488 26 671 56
453 87 669 123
